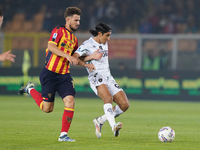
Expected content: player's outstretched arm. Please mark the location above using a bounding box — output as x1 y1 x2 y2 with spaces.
73 52 96 72
82 49 103 62
48 43 78 65
73 53 85 66
0 50 16 62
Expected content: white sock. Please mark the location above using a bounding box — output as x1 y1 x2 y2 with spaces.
98 105 124 124
103 103 116 130
28 88 34 94
60 132 67 137
113 105 124 118
98 115 107 124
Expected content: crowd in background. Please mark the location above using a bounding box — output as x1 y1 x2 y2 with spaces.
0 0 200 34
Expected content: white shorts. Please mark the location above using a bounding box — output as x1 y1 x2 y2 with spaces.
88 73 123 96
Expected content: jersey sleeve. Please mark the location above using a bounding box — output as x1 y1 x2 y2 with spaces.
48 27 63 45
75 44 90 57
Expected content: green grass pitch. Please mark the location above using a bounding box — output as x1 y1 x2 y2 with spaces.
0 95 200 150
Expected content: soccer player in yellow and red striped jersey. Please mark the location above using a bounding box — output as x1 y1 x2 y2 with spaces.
45 24 78 74
18 7 82 142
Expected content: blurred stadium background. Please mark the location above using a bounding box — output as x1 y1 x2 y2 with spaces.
0 0 200 101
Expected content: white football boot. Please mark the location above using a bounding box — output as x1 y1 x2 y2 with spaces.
113 122 122 137
93 117 103 139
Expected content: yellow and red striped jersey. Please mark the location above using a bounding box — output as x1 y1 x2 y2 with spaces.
45 26 78 74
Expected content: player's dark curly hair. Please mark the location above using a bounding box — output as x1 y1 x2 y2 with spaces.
89 23 111 37
64 7 81 19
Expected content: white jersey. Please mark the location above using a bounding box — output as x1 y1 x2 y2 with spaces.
75 37 123 96
75 37 110 76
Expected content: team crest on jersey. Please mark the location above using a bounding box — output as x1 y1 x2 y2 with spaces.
98 78 103 82
115 84 120 89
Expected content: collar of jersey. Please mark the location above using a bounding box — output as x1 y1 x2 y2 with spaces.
90 37 105 47
62 26 73 34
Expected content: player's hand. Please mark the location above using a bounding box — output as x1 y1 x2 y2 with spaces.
92 49 103 60
66 55 78 66
0 50 16 62
84 63 96 72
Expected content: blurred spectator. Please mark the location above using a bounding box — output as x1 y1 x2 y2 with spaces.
104 1 119 32
89 0 106 29
143 49 169 70
149 10 160 33
170 1 186 24
162 17 176 34
105 1 119 19
1 0 200 34
42 5 53 32
164 0 175 16
159 15 168 31
143 49 160 70
118 62 127 71
76 1 90 32
118 2 131 31
24 0 40 20
159 49 169 70
138 17 152 34
184 14 198 33
185 0 197 17
175 22 187 33
156 3 167 17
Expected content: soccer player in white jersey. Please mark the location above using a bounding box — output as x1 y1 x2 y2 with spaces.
73 23 130 138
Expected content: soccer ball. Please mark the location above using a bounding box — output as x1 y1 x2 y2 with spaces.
158 126 175 142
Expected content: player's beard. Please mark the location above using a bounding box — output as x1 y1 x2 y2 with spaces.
70 24 77 32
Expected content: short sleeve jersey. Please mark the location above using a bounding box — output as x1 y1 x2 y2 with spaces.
75 37 110 75
45 26 78 74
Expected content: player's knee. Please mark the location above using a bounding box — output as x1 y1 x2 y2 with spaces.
43 109 53 113
67 98 75 105
125 101 130 110
63 96 75 108
42 101 54 113
121 101 130 112
43 107 53 113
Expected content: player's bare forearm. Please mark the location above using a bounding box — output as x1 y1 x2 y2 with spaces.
48 43 69 58
73 53 85 66
80 51 103 62
48 43 78 65
81 55 94 61
73 53 95 71
78 58 86 66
